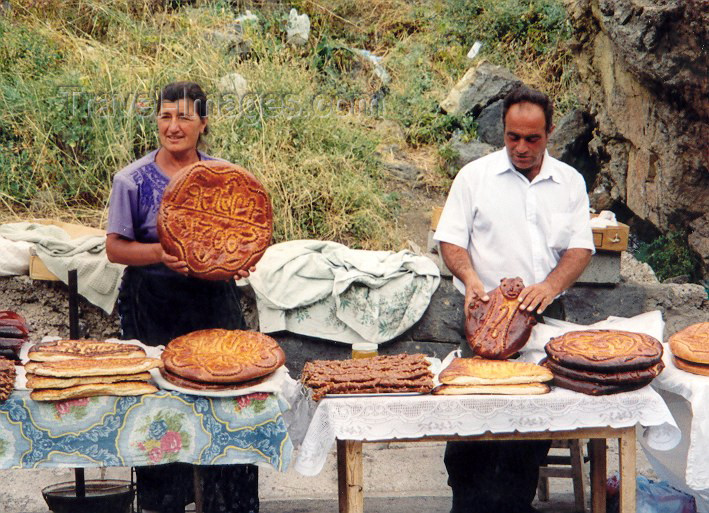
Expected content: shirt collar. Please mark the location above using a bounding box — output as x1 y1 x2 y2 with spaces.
496 150 560 184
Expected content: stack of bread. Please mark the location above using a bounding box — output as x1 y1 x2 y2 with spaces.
669 322 709 376
160 329 285 391
25 340 162 401
0 357 16 402
433 358 553 395
544 330 664 395
302 353 434 401
0 310 29 362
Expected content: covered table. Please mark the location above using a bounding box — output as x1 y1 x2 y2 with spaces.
294 386 679 513
641 344 709 512
0 390 292 470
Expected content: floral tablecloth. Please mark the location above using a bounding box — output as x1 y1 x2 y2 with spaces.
0 391 292 471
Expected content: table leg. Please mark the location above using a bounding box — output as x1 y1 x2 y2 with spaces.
589 438 606 513
337 439 364 513
193 465 203 513
618 427 636 513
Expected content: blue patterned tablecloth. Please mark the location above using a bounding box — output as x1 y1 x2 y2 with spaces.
0 391 292 470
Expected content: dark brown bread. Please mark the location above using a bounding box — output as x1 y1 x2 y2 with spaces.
545 330 663 372
465 277 536 360
157 161 273 280
159 368 271 391
161 329 285 384
544 358 664 385
550 372 652 396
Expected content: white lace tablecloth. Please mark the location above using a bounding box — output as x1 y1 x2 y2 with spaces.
294 386 679 476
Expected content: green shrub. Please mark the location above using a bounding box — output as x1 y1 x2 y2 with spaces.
635 231 701 282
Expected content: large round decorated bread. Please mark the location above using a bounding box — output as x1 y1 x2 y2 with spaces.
157 161 273 281
545 329 663 372
669 322 709 364
544 358 664 385
161 329 285 384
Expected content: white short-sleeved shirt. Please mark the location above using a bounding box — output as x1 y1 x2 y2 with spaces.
433 148 595 295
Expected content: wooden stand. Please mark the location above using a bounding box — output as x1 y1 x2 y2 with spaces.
336 426 637 513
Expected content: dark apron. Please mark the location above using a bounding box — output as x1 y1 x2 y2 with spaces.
118 265 258 513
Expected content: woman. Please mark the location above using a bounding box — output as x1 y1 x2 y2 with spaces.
106 82 258 513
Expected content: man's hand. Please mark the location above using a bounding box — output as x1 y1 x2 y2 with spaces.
161 251 189 275
464 278 489 312
235 266 257 280
517 281 558 314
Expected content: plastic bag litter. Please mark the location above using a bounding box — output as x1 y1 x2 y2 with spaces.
607 473 697 513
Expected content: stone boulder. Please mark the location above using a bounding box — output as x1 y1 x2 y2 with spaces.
475 99 504 147
689 214 709 280
439 62 521 117
218 72 249 99
548 109 597 185
447 139 497 176
205 23 251 57
564 0 709 277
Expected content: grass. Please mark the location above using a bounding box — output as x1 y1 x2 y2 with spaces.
0 0 579 249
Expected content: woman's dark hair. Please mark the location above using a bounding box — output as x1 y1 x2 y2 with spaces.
502 86 554 134
157 81 210 137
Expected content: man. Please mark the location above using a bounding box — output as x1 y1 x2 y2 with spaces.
433 85 594 513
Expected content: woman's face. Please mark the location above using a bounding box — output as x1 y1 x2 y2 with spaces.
157 98 207 156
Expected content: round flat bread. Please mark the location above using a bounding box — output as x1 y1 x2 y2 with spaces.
545 330 663 372
669 323 709 364
161 329 285 384
544 358 664 385
159 367 271 391
158 161 272 281
672 355 709 377
550 372 652 396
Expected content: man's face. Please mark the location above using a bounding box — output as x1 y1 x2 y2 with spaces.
503 102 553 178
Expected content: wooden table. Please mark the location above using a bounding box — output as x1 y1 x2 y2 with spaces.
336 426 637 513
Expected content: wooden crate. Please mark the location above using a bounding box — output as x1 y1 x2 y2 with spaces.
29 219 105 281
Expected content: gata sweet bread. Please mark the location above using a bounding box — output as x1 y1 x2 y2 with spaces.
30 382 158 402
672 355 709 377
438 358 552 385
158 161 273 280
161 329 285 384
159 367 272 391
432 382 550 395
25 357 163 377
28 339 146 362
544 358 664 385
545 330 663 372
549 371 651 396
26 372 152 389
465 277 536 359
669 323 709 364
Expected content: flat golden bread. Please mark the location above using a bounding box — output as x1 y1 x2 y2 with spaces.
162 329 285 384
30 382 157 401
26 372 152 389
432 383 550 395
158 161 273 281
672 355 709 377
28 340 146 362
545 330 663 372
669 323 709 364
24 358 163 377
439 358 553 385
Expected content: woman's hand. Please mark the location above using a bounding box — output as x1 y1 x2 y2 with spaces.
161 251 189 275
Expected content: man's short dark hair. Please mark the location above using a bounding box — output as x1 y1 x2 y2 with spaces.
502 86 554 133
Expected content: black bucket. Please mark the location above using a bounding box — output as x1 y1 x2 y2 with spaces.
42 479 134 513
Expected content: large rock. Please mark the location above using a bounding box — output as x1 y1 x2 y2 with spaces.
475 99 504 147
448 139 497 176
564 0 709 276
548 109 597 185
565 282 708 339
407 278 465 345
688 214 709 280
440 62 521 117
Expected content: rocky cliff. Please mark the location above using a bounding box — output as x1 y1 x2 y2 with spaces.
564 0 709 276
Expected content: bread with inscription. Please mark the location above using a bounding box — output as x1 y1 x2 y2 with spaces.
28 339 146 362
158 161 273 280
161 329 285 384
439 358 552 385
465 277 537 359
30 382 157 401
669 322 709 364
25 357 163 377
432 382 550 395
545 330 663 372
